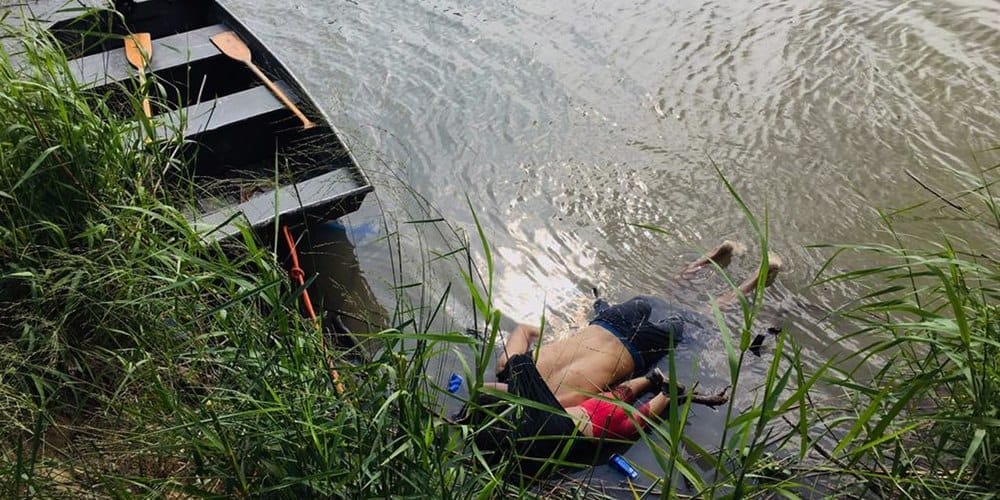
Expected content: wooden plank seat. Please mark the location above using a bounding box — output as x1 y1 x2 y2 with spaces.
5 0 374 246
156 81 295 140
191 169 371 241
68 23 228 88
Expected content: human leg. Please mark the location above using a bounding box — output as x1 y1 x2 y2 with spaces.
632 383 730 425
678 240 743 278
716 253 783 309
608 367 667 398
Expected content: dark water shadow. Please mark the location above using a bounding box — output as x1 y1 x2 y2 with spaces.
269 214 792 496
271 218 389 359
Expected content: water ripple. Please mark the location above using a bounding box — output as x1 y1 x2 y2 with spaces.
227 0 1000 373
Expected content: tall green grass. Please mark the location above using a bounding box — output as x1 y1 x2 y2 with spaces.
455 154 1000 498
0 9 814 498
811 152 1000 497
625 170 828 499
4 12 998 499
0 22 495 498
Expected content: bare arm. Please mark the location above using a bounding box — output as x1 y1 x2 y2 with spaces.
515 323 541 346
496 323 542 375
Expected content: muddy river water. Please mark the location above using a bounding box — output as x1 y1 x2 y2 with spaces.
228 0 999 490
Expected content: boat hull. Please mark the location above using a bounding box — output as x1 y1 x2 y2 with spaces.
39 0 373 241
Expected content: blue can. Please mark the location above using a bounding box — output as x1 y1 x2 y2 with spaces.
447 373 464 393
609 453 639 480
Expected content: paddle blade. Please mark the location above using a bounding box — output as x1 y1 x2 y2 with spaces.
210 31 251 63
123 33 152 69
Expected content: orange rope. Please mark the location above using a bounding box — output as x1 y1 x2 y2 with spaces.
282 225 317 320
282 224 344 395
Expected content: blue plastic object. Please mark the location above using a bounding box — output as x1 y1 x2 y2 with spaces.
609 453 639 480
447 373 463 393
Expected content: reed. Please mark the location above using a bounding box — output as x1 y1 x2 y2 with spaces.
810 151 1000 497
454 155 1000 497
4 14 998 499
0 22 497 498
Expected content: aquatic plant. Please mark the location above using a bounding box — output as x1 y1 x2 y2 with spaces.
810 150 1000 497
0 21 493 498
3 10 999 499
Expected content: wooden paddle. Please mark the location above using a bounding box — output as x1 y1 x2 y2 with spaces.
123 33 153 118
210 31 316 130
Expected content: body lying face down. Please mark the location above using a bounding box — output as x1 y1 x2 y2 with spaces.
455 244 781 476
458 296 731 477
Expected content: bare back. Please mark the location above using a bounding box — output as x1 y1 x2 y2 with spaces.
534 325 636 407
493 243 781 410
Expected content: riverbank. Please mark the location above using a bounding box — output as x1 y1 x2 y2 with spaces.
0 24 489 497
2 20 998 498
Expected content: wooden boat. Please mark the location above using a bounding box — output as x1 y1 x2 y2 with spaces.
40 0 373 240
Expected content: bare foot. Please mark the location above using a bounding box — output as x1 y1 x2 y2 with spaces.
680 240 746 276
760 253 782 288
716 252 783 308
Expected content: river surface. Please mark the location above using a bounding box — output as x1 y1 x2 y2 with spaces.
7 0 997 491
226 0 999 491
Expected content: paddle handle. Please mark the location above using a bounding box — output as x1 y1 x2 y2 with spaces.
136 70 152 119
246 62 316 130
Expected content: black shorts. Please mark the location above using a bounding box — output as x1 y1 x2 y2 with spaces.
490 354 585 476
590 295 689 372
